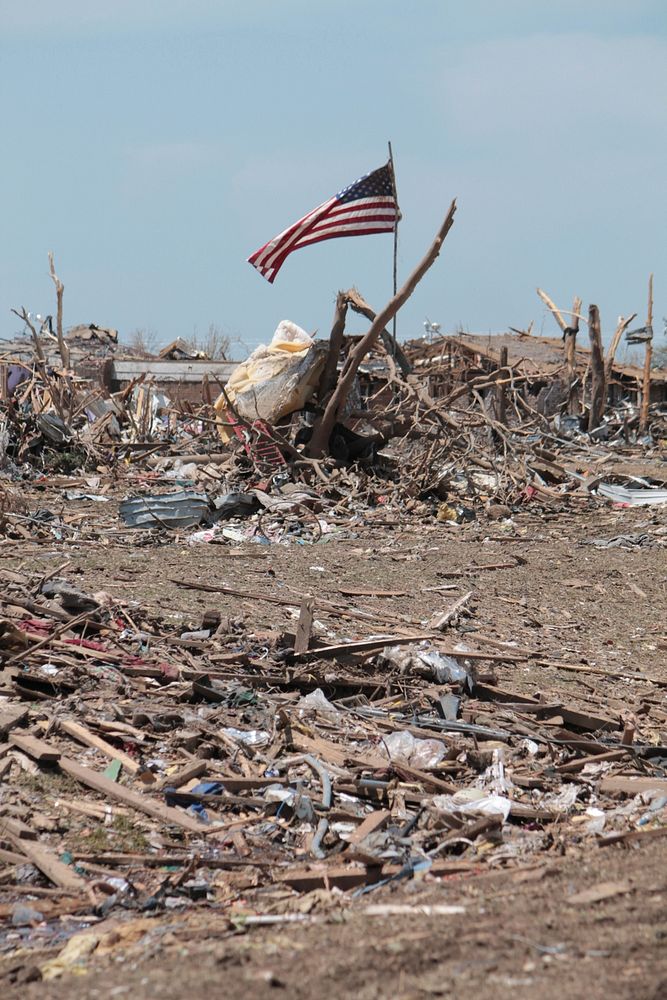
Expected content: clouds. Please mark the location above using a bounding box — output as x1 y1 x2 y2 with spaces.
0 4 664 347
436 33 666 143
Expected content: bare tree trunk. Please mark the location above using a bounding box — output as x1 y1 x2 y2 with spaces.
48 251 70 370
495 346 508 424
587 304 606 431
316 291 348 404
307 200 457 458
536 287 568 332
564 295 582 413
639 274 654 434
604 312 637 381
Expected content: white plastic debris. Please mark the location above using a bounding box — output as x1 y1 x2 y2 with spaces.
433 789 512 821
215 320 326 429
595 482 667 506
296 688 341 722
380 730 447 769
539 783 580 813
379 645 471 688
584 807 606 834
222 727 270 748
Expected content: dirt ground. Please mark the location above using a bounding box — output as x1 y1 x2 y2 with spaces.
2 498 666 998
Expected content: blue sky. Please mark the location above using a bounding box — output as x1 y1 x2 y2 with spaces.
1 1 665 355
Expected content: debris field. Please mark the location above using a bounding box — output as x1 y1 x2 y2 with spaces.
0 250 666 997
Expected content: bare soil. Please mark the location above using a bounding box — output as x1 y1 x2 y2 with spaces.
2 499 666 999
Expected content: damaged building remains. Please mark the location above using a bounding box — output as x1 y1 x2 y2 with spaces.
0 227 665 990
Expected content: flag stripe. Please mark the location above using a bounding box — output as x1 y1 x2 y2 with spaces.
254 196 341 271
267 222 395 278
258 204 398 277
296 221 396 244
249 198 335 269
292 225 396 250
308 215 397 235
247 162 397 281
324 197 397 217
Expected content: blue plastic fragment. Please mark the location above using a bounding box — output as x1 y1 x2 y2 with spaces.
164 781 226 824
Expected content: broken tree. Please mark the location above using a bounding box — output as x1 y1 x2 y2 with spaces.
307 200 457 458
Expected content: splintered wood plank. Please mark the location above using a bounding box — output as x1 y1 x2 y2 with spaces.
157 760 208 791
295 634 437 660
0 706 29 738
567 880 632 906
277 859 473 892
0 815 38 840
292 733 386 770
58 757 205 833
347 810 392 845
555 750 630 773
294 600 314 655
57 719 140 774
0 846 29 865
292 734 458 794
600 775 667 796
9 733 61 763
6 832 87 892
338 587 408 597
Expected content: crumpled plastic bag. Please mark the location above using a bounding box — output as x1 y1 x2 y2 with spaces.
538 783 580 814
380 730 447 769
297 688 341 722
379 645 472 689
433 789 512 822
215 321 326 435
222 727 270 748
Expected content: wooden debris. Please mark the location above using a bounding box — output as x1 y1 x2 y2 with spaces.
58 757 205 833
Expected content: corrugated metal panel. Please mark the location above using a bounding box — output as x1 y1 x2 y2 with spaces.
110 360 238 383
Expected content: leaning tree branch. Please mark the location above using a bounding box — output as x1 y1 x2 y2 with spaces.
605 312 637 381
307 199 457 458
345 288 412 375
10 307 45 362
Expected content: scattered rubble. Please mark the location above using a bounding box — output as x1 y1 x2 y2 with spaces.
0 263 665 989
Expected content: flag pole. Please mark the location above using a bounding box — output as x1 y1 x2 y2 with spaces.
388 140 399 355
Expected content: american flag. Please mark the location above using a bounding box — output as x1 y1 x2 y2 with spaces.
247 163 398 283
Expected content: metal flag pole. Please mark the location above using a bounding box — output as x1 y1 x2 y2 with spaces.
387 140 400 355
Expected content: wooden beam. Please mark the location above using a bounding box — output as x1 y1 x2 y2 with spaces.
48 251 70 370
565 295 582 412
294 600 314 655
59 757 205 833
344 288 412 375
347 809 392 845
6 832 87 892
9 732 61 763
495 346 508 424
57 719 140 774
